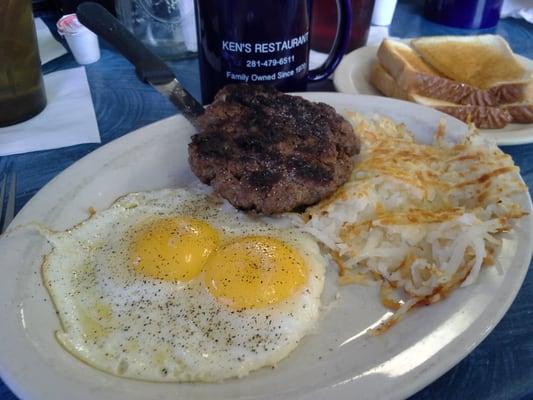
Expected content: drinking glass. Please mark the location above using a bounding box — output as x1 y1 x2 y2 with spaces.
311 0 375 53
0 0 47 127
115 0 197 60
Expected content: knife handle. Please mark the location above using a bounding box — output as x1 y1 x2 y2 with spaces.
76 2 173 85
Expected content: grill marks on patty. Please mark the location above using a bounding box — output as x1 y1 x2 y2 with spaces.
188 84 360 214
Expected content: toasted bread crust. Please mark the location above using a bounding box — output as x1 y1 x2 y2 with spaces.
377 40 440 78
436 105 512 129
397 73 498 106
370 62 516 129
489 80 533 105
502 104 533 123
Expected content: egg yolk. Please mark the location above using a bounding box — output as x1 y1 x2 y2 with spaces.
204 236 309 309
130 217 219 281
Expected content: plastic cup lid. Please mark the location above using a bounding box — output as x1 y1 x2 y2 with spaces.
57 13 88 36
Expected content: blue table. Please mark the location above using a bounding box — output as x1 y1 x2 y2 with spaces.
1 1 532 399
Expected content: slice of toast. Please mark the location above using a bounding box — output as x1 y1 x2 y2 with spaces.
411 35 530 89
369 62 514 129
377 39 499 106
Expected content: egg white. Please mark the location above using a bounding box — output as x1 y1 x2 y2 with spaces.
42 188 326 382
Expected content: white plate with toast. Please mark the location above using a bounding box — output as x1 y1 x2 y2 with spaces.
0 93 532 400
334 43 533 146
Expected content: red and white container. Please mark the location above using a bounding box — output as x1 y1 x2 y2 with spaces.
57 14 100 65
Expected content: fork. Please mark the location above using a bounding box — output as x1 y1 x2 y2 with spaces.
0 171 16 234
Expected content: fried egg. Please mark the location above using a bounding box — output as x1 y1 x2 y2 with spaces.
42 188 326 382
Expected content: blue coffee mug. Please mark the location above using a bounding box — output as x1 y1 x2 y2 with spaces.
195 0 352 104
424 0 503 29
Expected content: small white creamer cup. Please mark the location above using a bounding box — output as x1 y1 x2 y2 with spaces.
57 14 100 65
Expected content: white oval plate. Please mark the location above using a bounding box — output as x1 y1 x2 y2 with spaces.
0 93 532 400
333 45 533 146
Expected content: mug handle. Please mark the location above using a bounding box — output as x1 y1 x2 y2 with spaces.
307 0 352 81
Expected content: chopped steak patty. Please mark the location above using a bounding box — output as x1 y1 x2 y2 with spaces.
188 84 360 214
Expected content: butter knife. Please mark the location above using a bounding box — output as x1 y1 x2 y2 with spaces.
76 2 205 123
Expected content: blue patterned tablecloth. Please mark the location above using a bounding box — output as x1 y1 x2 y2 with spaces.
1 1 532 399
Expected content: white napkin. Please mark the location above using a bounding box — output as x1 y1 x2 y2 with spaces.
0 67 100 156
35 17 68 64
501 0 533 23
